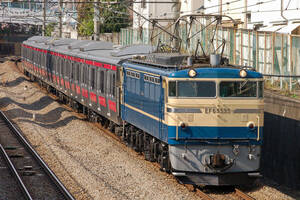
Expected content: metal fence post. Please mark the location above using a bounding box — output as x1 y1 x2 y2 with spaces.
289 35 293 91
233 28 236 64
272 33 275 85
280 34 283 89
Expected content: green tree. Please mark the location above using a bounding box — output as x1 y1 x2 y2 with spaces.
100 0 130 33
77 2 94 36
45 22 56 36
77 0 130 36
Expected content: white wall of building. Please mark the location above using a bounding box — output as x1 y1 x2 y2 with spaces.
204 0 300 28
204 0 247 28
181 0 204 15
133 0 204 29
249 0 300 25
133 0 173 29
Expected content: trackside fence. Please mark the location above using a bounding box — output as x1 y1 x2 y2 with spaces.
120 25 300 95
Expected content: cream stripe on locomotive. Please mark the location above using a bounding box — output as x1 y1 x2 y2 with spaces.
124 100 264 127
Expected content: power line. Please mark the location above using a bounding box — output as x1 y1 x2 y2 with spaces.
0 1 179 4
221 7 300 15
205 0 276 15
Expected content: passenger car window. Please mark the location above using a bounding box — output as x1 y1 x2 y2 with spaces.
100 71 104 93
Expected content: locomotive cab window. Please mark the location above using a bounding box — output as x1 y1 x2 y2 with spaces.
219 81 260 98
169 81 216 98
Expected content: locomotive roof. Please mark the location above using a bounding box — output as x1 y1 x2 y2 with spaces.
123 61 263 79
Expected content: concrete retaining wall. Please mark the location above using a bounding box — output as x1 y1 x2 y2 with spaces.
262 91 300 189
0 34 31 56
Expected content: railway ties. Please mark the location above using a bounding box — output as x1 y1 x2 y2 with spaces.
235 188 256 200
0 110 74 200
191 185 256 200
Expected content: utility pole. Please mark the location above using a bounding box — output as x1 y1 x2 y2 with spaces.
244 0 248 29
94 0 100 40
59 0 63 37
42 0 47 36
172 0 180 49
219 0 222 16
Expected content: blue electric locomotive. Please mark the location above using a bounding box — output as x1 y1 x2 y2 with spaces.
122 54 264 185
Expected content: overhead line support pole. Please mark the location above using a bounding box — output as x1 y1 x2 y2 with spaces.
59 0 62 37
43 0 47 36
94 0 100 40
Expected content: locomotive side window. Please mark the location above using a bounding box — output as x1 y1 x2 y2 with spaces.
168 81 176 97
219 81 257 98
258 81 263 98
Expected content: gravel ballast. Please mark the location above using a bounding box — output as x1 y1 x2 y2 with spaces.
0 61 298 200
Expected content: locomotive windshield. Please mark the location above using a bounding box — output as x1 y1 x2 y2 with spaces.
169 81 216 97
219 81 263 98
168 80 263 98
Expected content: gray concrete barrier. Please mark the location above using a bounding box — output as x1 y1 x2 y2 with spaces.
262 91 300 189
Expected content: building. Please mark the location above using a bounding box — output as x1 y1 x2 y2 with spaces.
132 0 204 29
203 0 300 31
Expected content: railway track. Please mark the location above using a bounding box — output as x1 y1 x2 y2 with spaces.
0 110 74 200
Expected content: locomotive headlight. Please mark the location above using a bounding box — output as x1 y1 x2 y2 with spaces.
247 121 255 130
179 121 187 129
188 69 197 78
239 69 247 78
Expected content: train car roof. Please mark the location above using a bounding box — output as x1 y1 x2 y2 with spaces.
169 68 263 78
23 36 156 66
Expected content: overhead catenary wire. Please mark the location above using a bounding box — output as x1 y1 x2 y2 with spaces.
0 1 180 4
205 0 276 15
219 7 300 15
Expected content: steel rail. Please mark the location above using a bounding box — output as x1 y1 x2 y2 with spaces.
0 144 33 200
0 110 75 200
235 188 256 200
